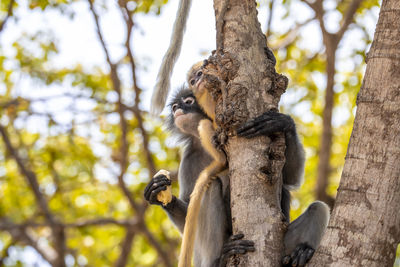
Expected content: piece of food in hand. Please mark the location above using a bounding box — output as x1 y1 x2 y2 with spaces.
155 170 172 206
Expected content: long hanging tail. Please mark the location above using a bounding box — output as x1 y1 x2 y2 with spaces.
151 0 193 115
178 161 223 267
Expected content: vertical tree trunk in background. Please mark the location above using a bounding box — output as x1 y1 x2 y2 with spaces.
211 0 288 265
315 42 336 208
309 0 400 265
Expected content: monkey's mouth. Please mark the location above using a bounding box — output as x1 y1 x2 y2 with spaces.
174 109 184 119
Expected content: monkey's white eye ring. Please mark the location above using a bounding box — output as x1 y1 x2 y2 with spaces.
183 97 195 105
172 103 179 112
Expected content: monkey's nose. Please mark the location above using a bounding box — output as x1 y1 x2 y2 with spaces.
174 109 184 118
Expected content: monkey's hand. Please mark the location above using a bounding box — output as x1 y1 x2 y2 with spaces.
144 170 173 207
236 110 295 139
282 243 315 267
213 233 255 267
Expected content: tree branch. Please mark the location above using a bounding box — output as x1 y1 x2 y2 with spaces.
0 126 67 266
0 0 15 33
114 226 136 267
336 0 364 41
0 126 54 223
140 224 173 267
88 0 141 213
266 0 275 41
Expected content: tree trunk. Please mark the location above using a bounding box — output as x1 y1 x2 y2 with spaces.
308 0 400 265
315 42 336 208
211 0 288 265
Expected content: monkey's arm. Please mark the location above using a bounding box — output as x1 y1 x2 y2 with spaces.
236 111 305 188
144 173 188 232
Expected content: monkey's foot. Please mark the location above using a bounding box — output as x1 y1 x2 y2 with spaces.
215 233 255 267
282 243 315 267
236 110 295 139
144 173 172 206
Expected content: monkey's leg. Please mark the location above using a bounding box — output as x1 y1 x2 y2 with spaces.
282 201 330 267
212 233 255 267
179 119 226 267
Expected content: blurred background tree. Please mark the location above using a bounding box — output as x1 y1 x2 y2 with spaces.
1 0 397 267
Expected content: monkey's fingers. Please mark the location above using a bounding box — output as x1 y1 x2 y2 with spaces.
222 240 255 253
297 247 314 267
282 255 291 266
148 185 168 203
144 178 171 202
286 243 313 267
144 177 167 199
236 122 266 138
219 241 255 267
236 114 274 134
228 233 244 241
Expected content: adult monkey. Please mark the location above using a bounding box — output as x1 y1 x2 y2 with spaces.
145 88 329 266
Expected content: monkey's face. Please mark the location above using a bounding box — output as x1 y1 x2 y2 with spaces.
187 62 206 98
168 89 207 138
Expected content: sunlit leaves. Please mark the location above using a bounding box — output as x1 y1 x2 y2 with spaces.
0 0 178 266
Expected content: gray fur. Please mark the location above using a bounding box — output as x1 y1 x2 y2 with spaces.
284 201 330 254
146 88 330 266
283 130 306 190
151 0 193 115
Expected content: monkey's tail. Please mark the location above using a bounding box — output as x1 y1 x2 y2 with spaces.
178 161 223 267
151 0 193 115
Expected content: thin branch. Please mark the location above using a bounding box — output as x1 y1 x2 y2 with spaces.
0 239 16 266
140 224 173 267
0 126 66 266
336 0 364 41
5 226 55 264
0 0 15 33
301 0 328 35
88 0 141 213
0 126 54 224
266 0 275 41
0 218 136 230
270 17 314 50
117 1 156 178
114 227 136 267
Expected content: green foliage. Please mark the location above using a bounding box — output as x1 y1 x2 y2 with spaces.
269 0 379 219
0 0 180 266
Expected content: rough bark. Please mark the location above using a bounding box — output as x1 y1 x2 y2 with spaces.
308 0 400 265
211 0 288 265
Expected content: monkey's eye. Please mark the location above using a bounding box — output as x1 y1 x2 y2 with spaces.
196 71 202 77
172 103 178 112
190 79 195 85
183 97 195 105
